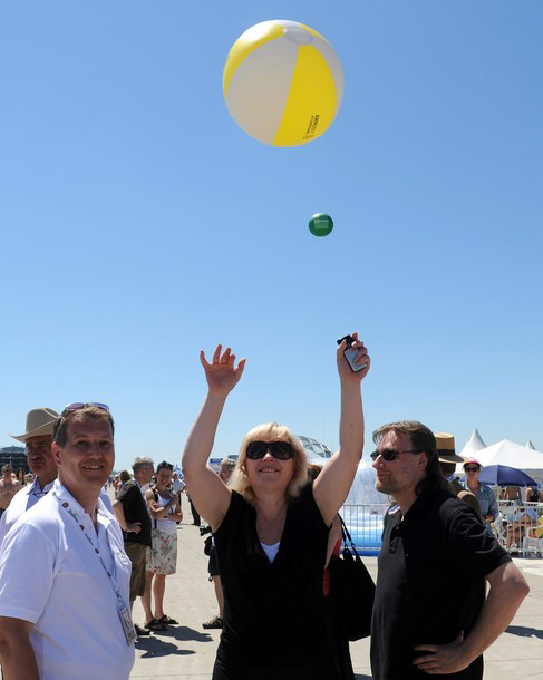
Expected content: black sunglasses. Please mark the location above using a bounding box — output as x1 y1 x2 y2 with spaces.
370 448 418 461
464 466 479 473
245 441 295 460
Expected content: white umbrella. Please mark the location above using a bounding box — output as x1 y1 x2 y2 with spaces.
476 440 543 470
526 439 536 449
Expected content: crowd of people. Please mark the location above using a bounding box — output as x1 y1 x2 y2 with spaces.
0 335 535 679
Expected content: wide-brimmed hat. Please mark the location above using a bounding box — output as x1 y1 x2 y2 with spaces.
435 432 464 463
10 407 59 442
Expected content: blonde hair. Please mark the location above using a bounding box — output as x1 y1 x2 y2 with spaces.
229 422 308 505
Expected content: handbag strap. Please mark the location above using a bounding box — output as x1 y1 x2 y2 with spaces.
339 515 361 560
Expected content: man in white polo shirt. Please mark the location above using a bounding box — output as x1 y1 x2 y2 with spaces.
0 407 59 546
0 403 135 680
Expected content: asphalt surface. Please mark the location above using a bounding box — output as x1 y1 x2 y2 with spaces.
130 517 543 679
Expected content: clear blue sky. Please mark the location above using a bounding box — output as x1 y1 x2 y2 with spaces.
1 1 542 471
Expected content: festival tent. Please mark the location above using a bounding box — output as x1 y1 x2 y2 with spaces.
526 440 536 449
476 440 543 470
461 429 486 457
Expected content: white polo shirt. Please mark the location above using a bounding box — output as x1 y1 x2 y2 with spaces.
0 477 54 546
0 481 134 680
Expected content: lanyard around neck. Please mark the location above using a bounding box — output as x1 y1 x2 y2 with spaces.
55 492 124 605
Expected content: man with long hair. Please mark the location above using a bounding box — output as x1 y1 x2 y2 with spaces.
370 421 529 680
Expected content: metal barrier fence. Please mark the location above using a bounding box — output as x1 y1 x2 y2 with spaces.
340 504 388 556
496 501 543 556
340 501 543 558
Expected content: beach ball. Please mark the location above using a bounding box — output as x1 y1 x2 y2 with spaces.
309 213 333 237
223 20 343 146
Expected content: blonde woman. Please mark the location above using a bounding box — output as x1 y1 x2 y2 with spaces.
182 335 370 680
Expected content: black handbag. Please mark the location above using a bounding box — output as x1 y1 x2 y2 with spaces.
328 516 376 641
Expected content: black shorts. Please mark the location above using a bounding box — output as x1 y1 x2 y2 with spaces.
208 544 220 577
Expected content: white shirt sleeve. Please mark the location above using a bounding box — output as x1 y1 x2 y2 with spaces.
0 522 57 624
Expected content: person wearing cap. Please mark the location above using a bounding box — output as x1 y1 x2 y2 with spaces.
0 407 59 546
435 432 484 524
370 420 529 680
0 403 134 680
462 458 498 536
0 465 21 518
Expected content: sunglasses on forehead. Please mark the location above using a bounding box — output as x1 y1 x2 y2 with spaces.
245 441 295 460
63 402 109 413
370 448 420 461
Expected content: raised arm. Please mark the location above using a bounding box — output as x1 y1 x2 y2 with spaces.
314 333 370 525
182 345 245 531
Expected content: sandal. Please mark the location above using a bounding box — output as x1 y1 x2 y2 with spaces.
144 619 167 632
134 623 151 636
157 615 178 625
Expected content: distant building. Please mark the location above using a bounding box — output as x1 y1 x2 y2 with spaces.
0 446 28 473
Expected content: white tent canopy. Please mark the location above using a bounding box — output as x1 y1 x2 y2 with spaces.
526 439 536 450
461 429 486 457
476 439 543 470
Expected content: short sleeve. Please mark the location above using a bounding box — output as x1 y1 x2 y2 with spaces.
446 506 511 579
0 523 57 624
116 481 136 506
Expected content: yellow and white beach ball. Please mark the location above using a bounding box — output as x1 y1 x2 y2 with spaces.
223 20 343 147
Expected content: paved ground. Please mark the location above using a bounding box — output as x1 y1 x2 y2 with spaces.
130 517 543 679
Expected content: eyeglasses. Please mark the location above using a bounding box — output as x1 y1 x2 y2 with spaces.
370 448 418 461
245 441 295 460
464 466 479 473
63 402 109 413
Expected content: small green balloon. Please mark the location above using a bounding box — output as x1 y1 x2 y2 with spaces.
309 213 333 237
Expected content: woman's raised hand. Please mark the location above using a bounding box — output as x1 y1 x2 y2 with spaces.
337 331 370 382
200 344 246 396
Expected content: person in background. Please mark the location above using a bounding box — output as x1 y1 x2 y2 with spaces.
0 465 20 519
113 457 154 637
0 408 59 545
435 432 483 523
525 485 541 503
203 457 236 630
462 458 499 536
16 468 26 486
142 461 183 631
370 421 529 680
118 469 131 493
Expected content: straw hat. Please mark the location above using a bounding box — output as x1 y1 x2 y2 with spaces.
435 432 464 464
10 407 59 442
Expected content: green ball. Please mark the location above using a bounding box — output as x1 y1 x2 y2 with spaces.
309 213 333 237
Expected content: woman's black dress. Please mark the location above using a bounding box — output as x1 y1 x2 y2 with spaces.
212 483 342 680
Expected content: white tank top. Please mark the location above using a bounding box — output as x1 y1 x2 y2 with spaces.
261 541 280 563
153 491 177 534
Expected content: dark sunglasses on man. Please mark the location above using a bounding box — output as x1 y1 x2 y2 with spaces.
370 448 420 462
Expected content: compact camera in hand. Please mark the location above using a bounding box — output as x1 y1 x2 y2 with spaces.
337 335 368 372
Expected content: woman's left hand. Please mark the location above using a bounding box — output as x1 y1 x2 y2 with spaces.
337 332 370 382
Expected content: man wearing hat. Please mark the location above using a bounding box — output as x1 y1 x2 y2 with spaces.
462 458 499 536
0 407 58 545
370 420 528 679
435 432 484 523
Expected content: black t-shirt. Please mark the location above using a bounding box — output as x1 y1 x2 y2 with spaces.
212 483 340 680
370 489 511 680
116 479 152 547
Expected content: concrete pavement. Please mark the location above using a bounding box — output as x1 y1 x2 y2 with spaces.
130 518 543 679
